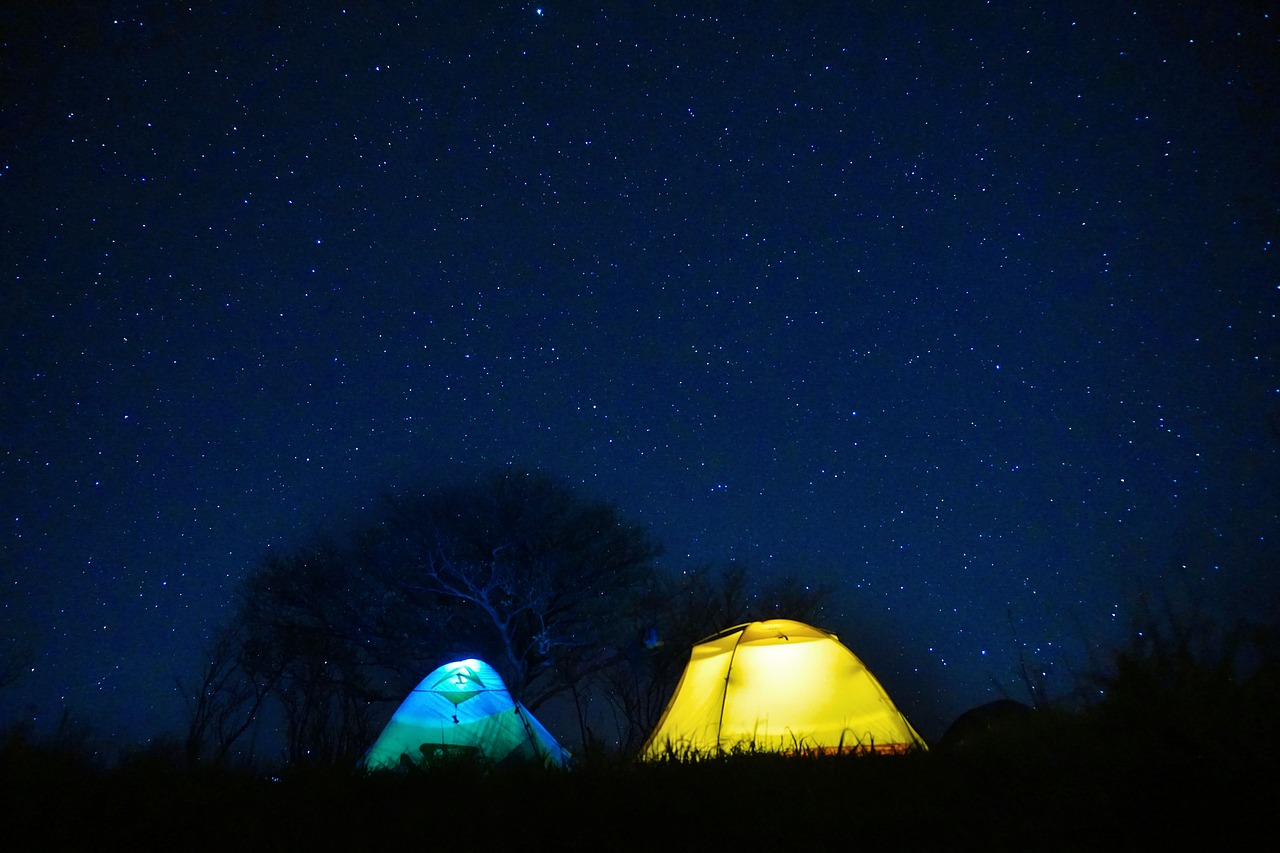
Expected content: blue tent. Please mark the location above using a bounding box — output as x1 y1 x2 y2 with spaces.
362 659 571 770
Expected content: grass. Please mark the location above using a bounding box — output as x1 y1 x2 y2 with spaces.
4 702 1276 851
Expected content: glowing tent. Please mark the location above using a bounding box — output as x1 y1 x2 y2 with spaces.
640 619 926 758
362 658 571 770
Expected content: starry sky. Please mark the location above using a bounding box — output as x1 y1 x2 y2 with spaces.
3 2 1278 748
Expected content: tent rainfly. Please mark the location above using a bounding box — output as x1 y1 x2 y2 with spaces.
641 619 927 758
362 658 571 770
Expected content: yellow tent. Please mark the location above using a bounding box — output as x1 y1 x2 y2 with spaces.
640 619 926 759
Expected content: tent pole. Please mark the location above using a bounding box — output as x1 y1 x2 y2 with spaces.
715 630 745 757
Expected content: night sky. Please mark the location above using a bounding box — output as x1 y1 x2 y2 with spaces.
3 2 1278 749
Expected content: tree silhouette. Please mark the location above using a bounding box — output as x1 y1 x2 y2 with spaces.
362 469 662 709
219 468 662 763
178 621 275 768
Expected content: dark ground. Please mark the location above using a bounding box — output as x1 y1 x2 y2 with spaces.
5 704 1276 851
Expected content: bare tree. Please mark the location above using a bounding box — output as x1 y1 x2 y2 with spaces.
178 622 275 767
364 469 663 709
234 542 401 766
208 469 661 765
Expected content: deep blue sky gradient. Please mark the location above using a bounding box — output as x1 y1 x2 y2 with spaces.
3 1 1277 747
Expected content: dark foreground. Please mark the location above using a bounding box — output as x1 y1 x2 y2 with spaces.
5 712 1278 852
